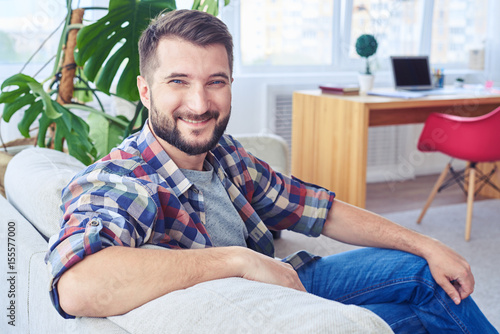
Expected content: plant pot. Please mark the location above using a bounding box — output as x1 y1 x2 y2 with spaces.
358 73 374 93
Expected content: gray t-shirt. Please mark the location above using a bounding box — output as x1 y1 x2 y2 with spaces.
181 164 248 247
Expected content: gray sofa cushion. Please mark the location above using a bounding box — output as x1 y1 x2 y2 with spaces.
5 147 85 239
110 277 393 333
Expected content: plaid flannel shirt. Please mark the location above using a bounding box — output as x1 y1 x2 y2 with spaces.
45 122 335 318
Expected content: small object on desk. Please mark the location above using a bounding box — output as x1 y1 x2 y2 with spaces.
432 68 445 88
319 83 360 95
454 78 464 88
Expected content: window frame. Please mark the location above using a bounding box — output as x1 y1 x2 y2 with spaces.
225 0 490 76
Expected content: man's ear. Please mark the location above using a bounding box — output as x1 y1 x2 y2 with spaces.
137 76 151 109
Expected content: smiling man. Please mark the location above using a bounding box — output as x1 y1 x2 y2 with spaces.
45 9 497 333
141 37 233 167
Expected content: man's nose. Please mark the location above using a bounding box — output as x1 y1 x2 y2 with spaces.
186 85 210 114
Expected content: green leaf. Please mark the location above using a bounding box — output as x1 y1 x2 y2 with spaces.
38 102 97 165
18 100 43 137
88 112 126 159
27 82 61 119
1 73 36 90
2 94 36 122
192 0 230 15
0 75 97 165
75 0 176 102
192 0 219 15
0 74 61 133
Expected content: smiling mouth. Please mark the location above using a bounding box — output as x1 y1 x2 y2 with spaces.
180 117 210 124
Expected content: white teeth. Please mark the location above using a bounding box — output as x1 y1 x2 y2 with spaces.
181 118 206 124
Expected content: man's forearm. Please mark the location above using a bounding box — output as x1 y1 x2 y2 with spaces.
322 199 474 304
57 246 245 317
321 199 437 258
57 244 305 318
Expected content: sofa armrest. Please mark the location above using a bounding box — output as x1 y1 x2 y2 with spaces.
0 196 126 333
109 277 393 333
1 195 49 330
4 147 85 240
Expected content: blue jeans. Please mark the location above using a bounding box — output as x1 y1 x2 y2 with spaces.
296 248 498 333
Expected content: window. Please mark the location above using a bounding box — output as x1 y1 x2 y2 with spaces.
239 0 334 67
350 0 424 59
0 0 67 66
234 0 490 73
430 0 488 67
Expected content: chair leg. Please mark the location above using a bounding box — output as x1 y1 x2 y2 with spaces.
465 167 476 241
417 163 450 224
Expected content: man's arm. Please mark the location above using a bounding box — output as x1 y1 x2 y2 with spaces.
57 245 305 317
321 199 474 305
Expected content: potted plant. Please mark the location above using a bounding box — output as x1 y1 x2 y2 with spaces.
355 34 378 92
0 0 229 165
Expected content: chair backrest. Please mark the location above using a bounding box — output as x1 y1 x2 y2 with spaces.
418 106 500 162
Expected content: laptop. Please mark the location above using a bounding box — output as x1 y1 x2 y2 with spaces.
390 56 434 91
391 56 441 92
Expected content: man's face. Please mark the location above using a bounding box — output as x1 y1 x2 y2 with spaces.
139 37 232 156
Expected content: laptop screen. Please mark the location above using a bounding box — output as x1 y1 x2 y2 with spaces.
391 56 433 90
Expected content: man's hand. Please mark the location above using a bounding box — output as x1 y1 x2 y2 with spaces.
233 247 306 292
322 199 476 305
422 241 475 305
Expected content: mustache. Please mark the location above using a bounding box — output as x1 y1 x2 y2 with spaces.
173 110 219 121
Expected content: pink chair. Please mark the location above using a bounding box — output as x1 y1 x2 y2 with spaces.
417 106 500 240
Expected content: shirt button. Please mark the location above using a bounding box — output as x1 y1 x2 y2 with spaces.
90 219 100 227
192 188 199 194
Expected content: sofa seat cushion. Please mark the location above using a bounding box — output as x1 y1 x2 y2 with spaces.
5 147 85 239
109 277 393 333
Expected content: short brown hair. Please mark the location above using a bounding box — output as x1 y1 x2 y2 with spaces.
139 9 234 81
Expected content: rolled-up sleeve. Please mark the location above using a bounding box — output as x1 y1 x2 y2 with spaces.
45 166 158 318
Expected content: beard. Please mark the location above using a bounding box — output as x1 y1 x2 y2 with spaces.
149 96 231 156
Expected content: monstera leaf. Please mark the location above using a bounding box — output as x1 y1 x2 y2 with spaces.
0 73 96 164
192 0 230 16
0 73 61 133
39 103 97 165
75 0 176 102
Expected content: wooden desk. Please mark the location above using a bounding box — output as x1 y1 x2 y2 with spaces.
291 89 500 208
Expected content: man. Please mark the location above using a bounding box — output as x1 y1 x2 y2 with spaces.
46 9 497 333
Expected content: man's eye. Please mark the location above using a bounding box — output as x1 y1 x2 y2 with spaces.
211 80 226 85
170 79 183 84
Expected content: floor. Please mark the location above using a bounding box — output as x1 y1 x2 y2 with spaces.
365 173 490 215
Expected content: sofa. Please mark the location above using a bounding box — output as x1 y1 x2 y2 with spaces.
0 143 393 333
